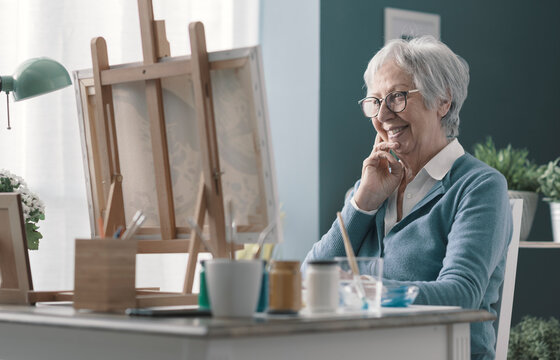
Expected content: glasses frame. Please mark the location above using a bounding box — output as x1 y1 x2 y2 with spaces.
358 89 420 118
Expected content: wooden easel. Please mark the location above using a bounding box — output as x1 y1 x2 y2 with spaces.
25 0 248 307
83 0 238 306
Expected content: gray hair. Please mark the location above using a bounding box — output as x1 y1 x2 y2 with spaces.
363 36 469 138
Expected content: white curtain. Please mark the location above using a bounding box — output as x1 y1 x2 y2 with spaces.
0 0 259 291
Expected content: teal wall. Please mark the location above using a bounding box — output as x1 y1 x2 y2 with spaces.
319 0 560 242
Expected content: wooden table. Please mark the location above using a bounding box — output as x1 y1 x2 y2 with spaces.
0 304 493 360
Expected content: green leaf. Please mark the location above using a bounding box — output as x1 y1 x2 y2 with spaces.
25 222 41 250
473 137 542 192
538 158 560 201
509 316 560 359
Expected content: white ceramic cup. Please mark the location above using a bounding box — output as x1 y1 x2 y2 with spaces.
205 259 263 317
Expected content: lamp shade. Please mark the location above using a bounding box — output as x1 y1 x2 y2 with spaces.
10 57 71 101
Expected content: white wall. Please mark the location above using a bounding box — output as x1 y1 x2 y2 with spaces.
260 0 319 261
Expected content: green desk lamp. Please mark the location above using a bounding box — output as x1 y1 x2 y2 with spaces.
0 57 71 129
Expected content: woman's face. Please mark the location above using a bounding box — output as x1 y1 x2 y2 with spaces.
369 60 449 163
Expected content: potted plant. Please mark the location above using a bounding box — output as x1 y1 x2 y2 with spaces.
0 169 45 250
473 137 542 242
537 158 560 243
508 316 560 359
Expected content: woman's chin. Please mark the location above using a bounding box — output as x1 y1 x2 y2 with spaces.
391 143 410 157
389 139 406 150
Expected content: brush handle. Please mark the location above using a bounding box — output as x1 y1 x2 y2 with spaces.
186 217 217 257
337 212 359 275
253 220 276 259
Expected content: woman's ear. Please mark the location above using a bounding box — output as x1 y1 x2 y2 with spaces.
437 97 451 118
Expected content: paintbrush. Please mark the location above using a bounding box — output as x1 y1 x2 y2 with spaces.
253 220 276 259
121 211 146 240
227 199 236 260
337 211 369 310
120 210 142 240
186 217 217 257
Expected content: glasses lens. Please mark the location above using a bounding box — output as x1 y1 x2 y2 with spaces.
361 98 380 117
387 91 407 113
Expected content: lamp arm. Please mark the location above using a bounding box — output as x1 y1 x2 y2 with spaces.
5 93 11 130
0 77 13 130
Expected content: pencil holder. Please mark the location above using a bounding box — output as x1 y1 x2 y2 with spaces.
73 238 137 313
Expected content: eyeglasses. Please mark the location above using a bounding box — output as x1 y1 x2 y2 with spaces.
358 89 420 118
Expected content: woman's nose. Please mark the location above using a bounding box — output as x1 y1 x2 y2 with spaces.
376 100 393 122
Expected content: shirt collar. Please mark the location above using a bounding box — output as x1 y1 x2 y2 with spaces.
423 138 465 180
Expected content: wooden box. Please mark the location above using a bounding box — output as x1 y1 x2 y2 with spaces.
73 239 137 312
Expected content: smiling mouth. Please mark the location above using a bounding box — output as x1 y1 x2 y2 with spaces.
387 126 407 136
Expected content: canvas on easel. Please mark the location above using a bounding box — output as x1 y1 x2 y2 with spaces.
75 46 278 248
71 0 280 307
0 193 33 304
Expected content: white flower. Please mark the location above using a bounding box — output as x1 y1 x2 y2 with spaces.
0 170 44 222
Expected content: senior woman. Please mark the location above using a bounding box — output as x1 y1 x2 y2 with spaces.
303 36 512 360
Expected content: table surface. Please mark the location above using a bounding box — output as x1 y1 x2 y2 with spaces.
0 303 494 339
519 241 560 248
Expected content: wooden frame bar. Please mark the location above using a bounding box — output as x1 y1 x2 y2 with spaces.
100 57 246 85
137 0 176 240
91 37 126 236
188 21 228 259
0 194 33 305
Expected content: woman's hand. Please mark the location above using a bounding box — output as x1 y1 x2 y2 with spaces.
353 134 404 211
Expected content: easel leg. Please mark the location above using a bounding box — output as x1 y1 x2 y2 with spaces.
188 21 228 258
183 174 207 294
104 177 125 237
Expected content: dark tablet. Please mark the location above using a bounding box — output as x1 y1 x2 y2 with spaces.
126 305 212 317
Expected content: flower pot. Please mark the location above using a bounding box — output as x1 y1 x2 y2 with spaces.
549 202 560 243
508 190 538 242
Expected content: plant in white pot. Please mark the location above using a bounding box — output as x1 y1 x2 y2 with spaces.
537 158 560 242
473 137 541 241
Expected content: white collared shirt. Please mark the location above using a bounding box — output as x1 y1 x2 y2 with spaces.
350 138 465 235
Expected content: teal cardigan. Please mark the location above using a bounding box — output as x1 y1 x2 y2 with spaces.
304 153 513 360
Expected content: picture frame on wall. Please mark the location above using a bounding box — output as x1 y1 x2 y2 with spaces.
384 8 440 44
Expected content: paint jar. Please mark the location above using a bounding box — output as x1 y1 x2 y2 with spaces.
268 260 301 314
198 260 210 310
305 260 339 313
256 260 269 312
